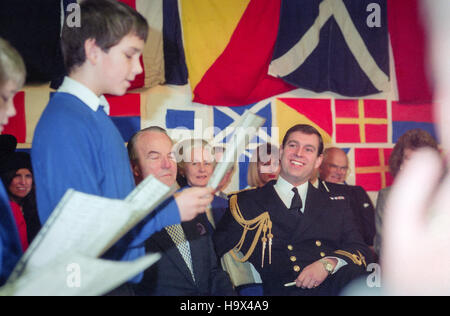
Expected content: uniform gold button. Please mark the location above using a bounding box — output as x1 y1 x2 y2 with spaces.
287 245 293 251
315 240 322 247
293 265 300 272
320 252 326 257
290 256 297 262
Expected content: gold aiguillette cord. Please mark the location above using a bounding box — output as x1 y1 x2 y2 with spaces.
229 195 273 268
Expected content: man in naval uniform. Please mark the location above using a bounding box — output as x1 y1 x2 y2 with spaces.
318 147 376 249
214 125 374 296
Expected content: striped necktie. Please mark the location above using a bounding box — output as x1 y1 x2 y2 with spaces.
165 224 195 281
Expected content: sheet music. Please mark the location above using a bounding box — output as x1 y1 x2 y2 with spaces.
0 252 161 296
208 110 266 189
11 190 137 277
9 175 174 281
125 174 177 218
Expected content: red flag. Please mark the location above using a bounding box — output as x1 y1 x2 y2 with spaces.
105 93 141 116
355 148 393 191
335 99 388 143
117 0 145 90
2 92 26 143
388 0 433 103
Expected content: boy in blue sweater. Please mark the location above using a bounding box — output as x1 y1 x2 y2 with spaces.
31 0 213 280
0 37 26 286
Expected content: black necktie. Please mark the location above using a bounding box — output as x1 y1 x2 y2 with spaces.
290 187 303 214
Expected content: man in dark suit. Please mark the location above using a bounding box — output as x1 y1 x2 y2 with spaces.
214 125 373 296
318 147 376 248
128 127 235 296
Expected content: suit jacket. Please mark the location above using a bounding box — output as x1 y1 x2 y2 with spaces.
318 180 376 247
134 214 235 296
214 180 373 296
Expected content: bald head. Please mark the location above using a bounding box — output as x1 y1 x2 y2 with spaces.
128 128 177 186
319 147 349 184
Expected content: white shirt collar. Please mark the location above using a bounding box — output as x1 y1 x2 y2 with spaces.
57 76 110 115
273 176 309 213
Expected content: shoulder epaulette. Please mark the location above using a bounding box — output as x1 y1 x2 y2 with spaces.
227 187 257 197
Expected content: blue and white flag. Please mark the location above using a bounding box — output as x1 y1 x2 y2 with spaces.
269 0 389 97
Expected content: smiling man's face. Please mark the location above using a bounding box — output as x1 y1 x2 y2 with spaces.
279 131 323 187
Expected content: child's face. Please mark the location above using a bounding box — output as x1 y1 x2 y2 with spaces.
0 80 18 133
98 33 144 96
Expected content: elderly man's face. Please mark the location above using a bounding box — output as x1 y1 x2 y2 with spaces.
132 131 177 186
319 149 349 184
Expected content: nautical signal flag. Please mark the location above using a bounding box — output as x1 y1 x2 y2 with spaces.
391 101 437 143
388 0 433 103
269 0 389 97
335 99 388 143
105 93 141 143
181 0 295 106
2 91 26 143
275 98 333 146
354 148 393 191
213 102 273 190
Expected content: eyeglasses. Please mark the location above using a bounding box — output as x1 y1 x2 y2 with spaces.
326 163 349 173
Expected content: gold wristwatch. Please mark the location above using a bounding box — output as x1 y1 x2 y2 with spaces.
320 258 334 275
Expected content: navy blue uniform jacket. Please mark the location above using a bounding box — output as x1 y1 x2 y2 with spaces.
214 181 373 295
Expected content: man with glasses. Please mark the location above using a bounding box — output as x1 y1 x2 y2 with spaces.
318 147 376 251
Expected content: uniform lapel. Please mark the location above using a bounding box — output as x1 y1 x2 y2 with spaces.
295 183 328 236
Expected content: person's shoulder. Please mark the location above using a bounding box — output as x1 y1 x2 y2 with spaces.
313 181 350 206
227 186 258 199
38 93 90 124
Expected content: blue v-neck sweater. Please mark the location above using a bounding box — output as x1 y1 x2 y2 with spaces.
32 93 180 281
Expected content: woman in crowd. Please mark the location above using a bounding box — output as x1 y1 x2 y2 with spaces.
176 138 226 227
0 140 41 251
247 142 280 188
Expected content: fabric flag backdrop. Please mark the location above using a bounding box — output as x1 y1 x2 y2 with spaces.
121 0 432 105
1 0 439 200
391 101 436 143
181 0 295 106
269 0 390 97
3 87 438 196
335 99 388 143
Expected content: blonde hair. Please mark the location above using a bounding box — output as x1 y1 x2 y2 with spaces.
0 38 26 89
247 161 262 188
174 138 215 171
247 142 279 188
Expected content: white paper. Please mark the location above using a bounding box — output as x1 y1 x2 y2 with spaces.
208 110 266 189
125 174 177 216
9 175 173 281
0 252 161 296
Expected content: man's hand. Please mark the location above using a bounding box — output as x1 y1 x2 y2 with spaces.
174 187 214 222
295 258 337 289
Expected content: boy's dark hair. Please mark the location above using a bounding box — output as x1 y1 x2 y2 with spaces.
281 124 324 156
61 0 149 72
